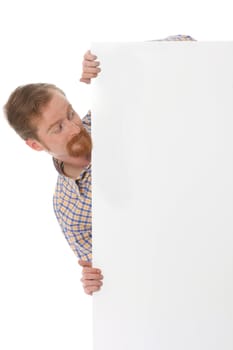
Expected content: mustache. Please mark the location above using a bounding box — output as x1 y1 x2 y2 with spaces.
68 130 84 144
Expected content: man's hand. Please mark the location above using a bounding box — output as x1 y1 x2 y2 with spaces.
78 260 103 295
80 50 101 84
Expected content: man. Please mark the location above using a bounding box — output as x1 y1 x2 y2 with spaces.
4 34 195 295
4 50 102 295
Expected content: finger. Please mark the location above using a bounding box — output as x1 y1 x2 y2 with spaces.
79 78 91 84
84 51 97 61
78 260 92 267
82 267 102 274
84 285 101 295
81 279 103 287
83 60 100 68
81 73 98 80
82 67 101 74
81 273 103 280
85 290 92 295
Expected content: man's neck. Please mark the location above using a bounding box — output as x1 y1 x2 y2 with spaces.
62 156 91 179
62 162 85 179
53 153 91 179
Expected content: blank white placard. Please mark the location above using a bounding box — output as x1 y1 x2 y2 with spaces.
91 42 233 350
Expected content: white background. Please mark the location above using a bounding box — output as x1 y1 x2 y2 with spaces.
0 1 232 349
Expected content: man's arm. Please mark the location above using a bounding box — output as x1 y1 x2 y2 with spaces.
54 220 103 295
80 50 101 84
53 179 103 295
54 218 103 295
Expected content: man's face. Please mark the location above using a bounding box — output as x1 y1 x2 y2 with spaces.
32 90 92 166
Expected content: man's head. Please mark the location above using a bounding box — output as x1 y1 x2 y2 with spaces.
4 83 92 166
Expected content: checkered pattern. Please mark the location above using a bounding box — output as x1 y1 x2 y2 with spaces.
52 34 196 262
156 34 196 41
53 112 92 262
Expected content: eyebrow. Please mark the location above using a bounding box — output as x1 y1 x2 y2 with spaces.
47 104 72 134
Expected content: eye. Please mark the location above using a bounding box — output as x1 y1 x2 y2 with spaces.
53 123 63 134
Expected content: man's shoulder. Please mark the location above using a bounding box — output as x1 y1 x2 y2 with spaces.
154 34 196 41
82 111 91 131
54 174 80 200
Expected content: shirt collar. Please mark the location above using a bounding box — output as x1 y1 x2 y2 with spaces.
76 162 91 181
52 157 91 181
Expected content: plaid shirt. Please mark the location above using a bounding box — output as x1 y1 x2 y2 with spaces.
53 112 92 262
52 34 195 262
156 34 196 41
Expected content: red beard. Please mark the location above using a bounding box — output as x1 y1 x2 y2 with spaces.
66 128 92 159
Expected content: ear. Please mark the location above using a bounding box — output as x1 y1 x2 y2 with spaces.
25 138 45 151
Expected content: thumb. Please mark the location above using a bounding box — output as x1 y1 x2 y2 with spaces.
78 259 92 268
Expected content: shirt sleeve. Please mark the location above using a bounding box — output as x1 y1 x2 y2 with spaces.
55 211 92 261
53 177 92 262
152 34 196 41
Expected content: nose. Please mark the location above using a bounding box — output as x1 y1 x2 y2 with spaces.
69 120 81 134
